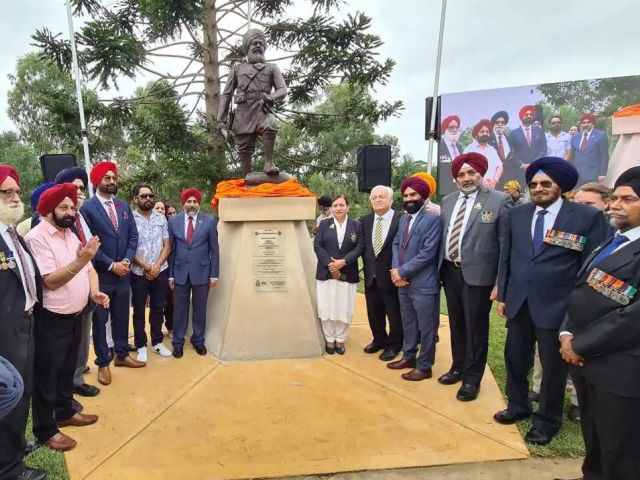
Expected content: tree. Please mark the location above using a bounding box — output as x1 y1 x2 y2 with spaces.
0 131 43 211
33 0 402 182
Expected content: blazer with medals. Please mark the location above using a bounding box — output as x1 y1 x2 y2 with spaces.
563 235 640 398
168 213 219 286
314 217 364 283
360 210 402 291
497 200 609 329
439 187 512 286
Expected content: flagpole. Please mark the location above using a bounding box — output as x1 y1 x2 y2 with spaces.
427 0 448 174
247 0 252 30
65 0 93 196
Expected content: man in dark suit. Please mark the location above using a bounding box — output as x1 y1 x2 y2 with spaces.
559 167 640 480
81 161 142 387
360 185 403 360
437 115 462 196
388 177 443 381
489 111 514 191
569 112 610 187
507 105 547 188
495 156 609 446
168 188 219 358
0 165 46 480
439 153 512 401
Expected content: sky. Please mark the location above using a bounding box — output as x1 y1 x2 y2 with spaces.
1 0 640 163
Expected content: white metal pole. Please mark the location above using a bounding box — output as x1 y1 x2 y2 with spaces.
65 0 93 196
427 0 448 174
247 0 252 30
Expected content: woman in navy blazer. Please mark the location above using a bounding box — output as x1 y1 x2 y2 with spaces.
314 195 364 355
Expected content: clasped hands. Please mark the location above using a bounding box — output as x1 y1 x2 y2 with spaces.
328 257 346 280
390 268 409 287
143 263 162 281
560 335 584 367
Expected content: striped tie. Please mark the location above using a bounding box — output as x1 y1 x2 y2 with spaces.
105 200 118 230
448 195 469 261
373 216 384 256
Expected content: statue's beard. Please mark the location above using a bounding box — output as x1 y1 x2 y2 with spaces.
0 201 25 226
248 51 265 64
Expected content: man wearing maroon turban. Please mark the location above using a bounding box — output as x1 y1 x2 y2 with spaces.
25 183 108 452
462 119 503 189
81 162 142 387
438 114 463 196
569 112 610 187
387 177 442 381
506 104 548 189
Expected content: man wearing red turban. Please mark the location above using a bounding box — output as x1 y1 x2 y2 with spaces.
0 165 47 479
387 177 442 381
463 120 503 190
438 114 463 196
168 188 219 358
505 105 548 190
81 162 142 386
569 112 610 186
25 183 108 452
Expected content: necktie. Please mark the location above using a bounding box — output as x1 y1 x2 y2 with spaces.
525 128 531 146
105 200 118 230
498 135 506 161
589 235 630 267
187 217 194 246
6 226 37 302
373 216 384 256
75 213 87 246
579 133 588 151
448 195 469 261
451 143 460 158
532 210 548 255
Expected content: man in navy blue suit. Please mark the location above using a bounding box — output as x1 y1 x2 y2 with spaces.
506 105 547 188
168 188 219 358
494 157 609 446
81 162 142 387
388 177 442 381
569 112 610 187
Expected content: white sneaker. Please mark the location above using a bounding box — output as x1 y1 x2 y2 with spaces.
152 343 172 357
137 347 148 363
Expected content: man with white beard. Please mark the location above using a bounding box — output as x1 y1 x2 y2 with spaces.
0 165 46 480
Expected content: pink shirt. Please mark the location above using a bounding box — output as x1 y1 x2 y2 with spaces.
25 220 92 315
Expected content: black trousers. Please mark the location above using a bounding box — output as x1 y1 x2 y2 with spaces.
441 261 493 385
504 303 567 435
364 279 403 350
571 367 640 480
164 289 174 332
0 310 34 480
131 271 168 348
32 308 83 442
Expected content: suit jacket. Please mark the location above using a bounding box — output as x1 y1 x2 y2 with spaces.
563 236 640 398
81 195 138 283
570 129 609 183
314 217 364 283
168 213 219 286
439 188 512 286
392 209 442 294
497 200 608 329
360 210 402 290
437 141 458 196
508 125 547 166
489 133 513 191
0 233 43 320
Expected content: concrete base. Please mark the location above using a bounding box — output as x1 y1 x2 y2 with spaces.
206 197 323 360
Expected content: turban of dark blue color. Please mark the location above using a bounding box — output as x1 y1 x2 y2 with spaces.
491 111 509 124
614 166 640 197
54 167 88 187
0 356 24 421
30 182 54 211
526 157 579 193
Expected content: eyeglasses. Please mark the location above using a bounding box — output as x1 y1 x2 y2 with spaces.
138 194 155 199
494 120 506 125
528 181 554 189
0 188 22 198
76 186 86 193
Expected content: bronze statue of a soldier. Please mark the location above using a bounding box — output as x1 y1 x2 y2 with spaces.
217 29 288 177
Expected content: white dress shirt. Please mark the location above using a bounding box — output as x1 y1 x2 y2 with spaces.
463 142 502 182
445 189 479 260
184 212 200 237
0 220 37 310
531 197 563 239
493 131 511 158
335 216 348 249
371 208 395 246
612 225 640 253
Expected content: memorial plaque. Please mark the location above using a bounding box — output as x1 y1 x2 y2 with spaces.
253 257 286 275
252 228 284 257
253 277 288 292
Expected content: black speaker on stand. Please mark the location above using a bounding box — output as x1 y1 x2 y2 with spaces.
39 154 78 183
357 145 392 193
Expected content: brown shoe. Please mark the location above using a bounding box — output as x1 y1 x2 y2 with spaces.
57 412 99 428
387 358 416 370
401 368 433 381
98 366 112 385
114 355 146 368
44 432 77 451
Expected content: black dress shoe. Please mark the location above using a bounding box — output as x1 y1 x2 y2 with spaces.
528 390 540 402
18 468 47 480
335 344 345 355
379 348 399 361
493 409 530 425
71 398 83 413
456 383 480 401
567 404 581 422
172 348 183 358
525 427 553 445
438 370 462 385
127 343 137 352
194 345 207 356
363 342 384 354
74 383 100 397
325 344 335 355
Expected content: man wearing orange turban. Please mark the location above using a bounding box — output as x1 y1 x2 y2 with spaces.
462 120 503 190
569 112 610 187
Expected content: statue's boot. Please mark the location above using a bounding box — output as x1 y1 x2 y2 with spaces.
262 130 279 176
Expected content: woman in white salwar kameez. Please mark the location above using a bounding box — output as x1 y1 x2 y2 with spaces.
313 195 365 354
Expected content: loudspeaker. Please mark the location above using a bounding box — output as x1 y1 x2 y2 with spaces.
39 154 77 183
357 145 391 193
425 96 442 140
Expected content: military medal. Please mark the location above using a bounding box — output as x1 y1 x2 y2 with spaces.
481 211 493 223
587 268 637 305
7 260 16 269
473 202 482 210
544 230 586 251
350 232 357 243
5 251 16 269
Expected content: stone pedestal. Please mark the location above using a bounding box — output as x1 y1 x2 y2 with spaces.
206 197 323 360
